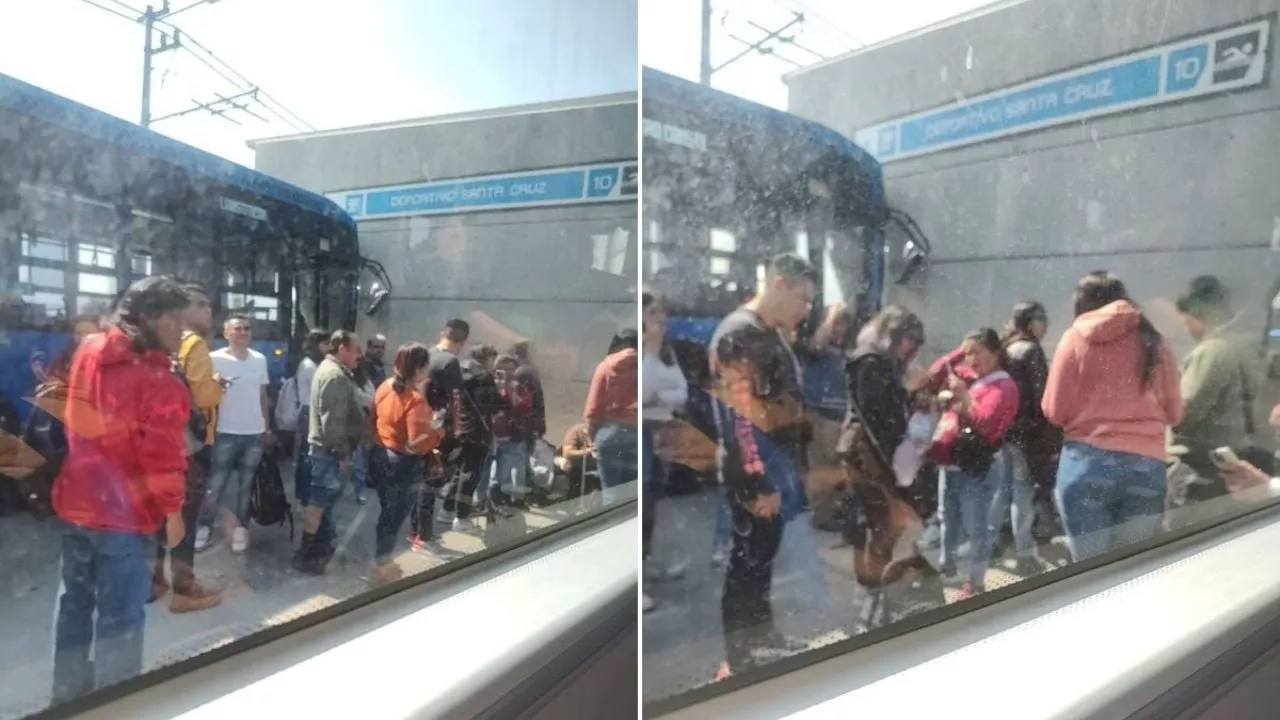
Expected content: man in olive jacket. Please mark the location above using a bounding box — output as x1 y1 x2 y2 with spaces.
1173 275 1264 501
293 329 364 574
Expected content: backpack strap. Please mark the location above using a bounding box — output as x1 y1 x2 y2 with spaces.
1240 360 1257 438
845 355 896 476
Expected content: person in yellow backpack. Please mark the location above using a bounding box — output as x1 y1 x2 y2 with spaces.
149 283 224 613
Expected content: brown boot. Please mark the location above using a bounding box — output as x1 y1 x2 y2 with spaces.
148 575 170 604
169 583 223 613
369 561 404 586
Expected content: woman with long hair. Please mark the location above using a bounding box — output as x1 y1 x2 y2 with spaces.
1042 272 1182 562
369 342 444 584
641 292 688 612
926 328 1021 598
995 301 1056 574
584 329 639 506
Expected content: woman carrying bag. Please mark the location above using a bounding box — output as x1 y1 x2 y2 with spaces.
370 342 444 585
925 328 1020 599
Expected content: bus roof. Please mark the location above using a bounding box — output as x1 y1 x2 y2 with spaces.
641 66 885 216
0 72 355 235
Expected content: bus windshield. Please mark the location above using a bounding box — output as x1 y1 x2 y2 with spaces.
0 71 362 412
642 66 894 335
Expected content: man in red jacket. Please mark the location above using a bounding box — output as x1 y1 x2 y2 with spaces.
51 276 193 703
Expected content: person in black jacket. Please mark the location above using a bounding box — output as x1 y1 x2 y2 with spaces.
453 344 507 524
845 306 925 462
511 341 546 441
1000 301 1061 559
841 306 944 618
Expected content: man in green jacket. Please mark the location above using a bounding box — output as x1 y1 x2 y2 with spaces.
293 329 364 574
1173 275 1263 502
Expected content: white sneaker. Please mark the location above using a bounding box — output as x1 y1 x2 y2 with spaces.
194 526 213 552
644 560 686 582
231 527 249 554
452 517 475 533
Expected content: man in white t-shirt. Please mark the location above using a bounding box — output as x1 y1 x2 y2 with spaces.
200 314 273 553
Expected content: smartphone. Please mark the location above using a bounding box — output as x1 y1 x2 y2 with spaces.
1211 446 1241 468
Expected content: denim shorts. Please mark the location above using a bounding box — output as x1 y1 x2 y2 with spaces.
308 450 346 509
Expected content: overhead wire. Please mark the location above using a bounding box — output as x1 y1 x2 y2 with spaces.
158 24 316 132
74 0 136 23
102 0 143 15
77 0 315 133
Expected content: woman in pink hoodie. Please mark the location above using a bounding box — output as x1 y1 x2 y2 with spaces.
1042 272 1182 562
926 328 1020 598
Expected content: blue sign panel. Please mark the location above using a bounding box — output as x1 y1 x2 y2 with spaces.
855 18 1271 163
327 161 637 220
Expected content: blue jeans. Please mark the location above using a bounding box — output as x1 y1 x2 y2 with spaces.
206 432 264 527
352 442 368 498
595 423 638 505
372 448 423 563
308 449 346 547
713 488 732 554
940 449 1006 588
489 440 529 505
642 421 664 556
1055 442 1167 562
53 525 153 703
294 406 312 504
992 444 1037 557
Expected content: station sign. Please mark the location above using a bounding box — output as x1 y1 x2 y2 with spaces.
855 17 1272 163
643 119 708 152
328 161 637 220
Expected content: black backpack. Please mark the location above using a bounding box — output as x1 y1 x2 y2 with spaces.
249 447 294 538
15 405 62 521
170 360 208 456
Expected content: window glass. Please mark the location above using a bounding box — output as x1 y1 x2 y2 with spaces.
640 0 1280 710
77 243 116 269
0 2 638 718
76 272 117 296
21 235 67 262
131 253 153 276
19 265 66 289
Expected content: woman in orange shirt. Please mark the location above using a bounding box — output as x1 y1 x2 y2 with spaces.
370 342 443 584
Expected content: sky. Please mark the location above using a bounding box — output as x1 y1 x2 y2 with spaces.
640 0 999 109
0 0 638 166
0 0 1000 170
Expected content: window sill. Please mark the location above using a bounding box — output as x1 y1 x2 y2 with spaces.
63 508 637 720
652 504 1280 720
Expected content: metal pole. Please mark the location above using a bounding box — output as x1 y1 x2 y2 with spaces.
141 5 155 128
700 0 712 85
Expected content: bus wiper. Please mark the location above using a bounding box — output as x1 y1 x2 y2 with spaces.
888 207 932 285
362 257 393 316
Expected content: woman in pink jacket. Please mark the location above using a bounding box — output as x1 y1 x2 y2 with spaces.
1042 272 1182 562
926 328 1020 598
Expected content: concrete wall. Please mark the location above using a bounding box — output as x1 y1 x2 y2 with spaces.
253 96 637 438
786 0 1280 363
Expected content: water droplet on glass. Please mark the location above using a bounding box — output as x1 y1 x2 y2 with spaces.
965 45 974 70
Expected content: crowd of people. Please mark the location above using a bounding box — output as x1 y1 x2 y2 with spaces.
0 274 640 703
647 253 1276 681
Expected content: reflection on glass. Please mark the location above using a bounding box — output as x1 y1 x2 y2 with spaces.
639 0 1280 702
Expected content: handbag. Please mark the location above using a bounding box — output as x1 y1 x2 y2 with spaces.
827 358 925 589
952 425 997 476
